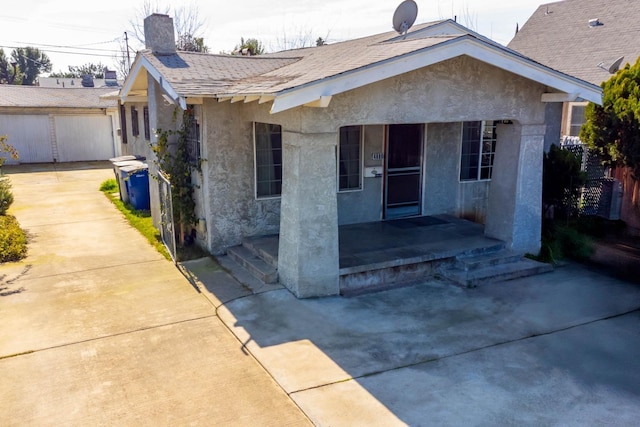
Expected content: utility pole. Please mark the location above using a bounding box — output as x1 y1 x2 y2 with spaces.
124 32 131 70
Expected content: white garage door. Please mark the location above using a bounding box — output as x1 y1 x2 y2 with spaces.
0 115 53 163
54 115 115 162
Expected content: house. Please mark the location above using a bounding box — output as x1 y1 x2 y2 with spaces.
118 13 600 297
508 0 640 151
0 86 120 163
508 0 640 228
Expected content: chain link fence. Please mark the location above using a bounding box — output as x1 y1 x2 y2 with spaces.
559 137 619 219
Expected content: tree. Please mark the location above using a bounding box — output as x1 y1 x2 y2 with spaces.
0 49 9 84
581 57 640 178
10 47 51 85
272 26 330 51
176 33 208 53
233 37 265 56
50 63 107 79
0 48 20 84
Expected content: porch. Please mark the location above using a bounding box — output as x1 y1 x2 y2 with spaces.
225 215 551 295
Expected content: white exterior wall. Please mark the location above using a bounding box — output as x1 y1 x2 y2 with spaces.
0 114 53 163
54 115 114 162
0 110 116 164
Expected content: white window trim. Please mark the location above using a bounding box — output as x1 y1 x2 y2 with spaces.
458 121 496 183
253 122 283 201
337 125 365 193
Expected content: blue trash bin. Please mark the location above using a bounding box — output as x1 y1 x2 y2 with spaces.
120 164 150 210
110 157 146 203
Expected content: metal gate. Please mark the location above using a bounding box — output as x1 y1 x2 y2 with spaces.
158 171 177 263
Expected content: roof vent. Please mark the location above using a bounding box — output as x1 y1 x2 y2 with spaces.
589 18 602 27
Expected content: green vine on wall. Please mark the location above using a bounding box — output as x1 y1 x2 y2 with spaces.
150 108 197 244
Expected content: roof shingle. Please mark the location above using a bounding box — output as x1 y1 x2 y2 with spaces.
0 86 117 108
508 0 640 85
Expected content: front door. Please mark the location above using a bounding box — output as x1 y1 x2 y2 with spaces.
384 124 424 219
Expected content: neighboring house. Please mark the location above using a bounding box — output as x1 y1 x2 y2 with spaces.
0 86 120 163
39 71 120 89
509 0 640 228
119 14 600 297
508 0 640 151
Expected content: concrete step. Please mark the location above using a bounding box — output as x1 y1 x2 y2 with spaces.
442 258 553 288
455 250 523 271
227 245 278 284
242 236 279 268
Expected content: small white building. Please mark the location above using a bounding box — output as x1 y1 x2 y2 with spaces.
0 86 120 163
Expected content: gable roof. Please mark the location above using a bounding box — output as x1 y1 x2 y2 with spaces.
121 19 602 113
0 86 117 109
508 0 640 86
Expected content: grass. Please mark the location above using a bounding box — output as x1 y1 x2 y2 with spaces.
99 179 209 262
100 179 171 261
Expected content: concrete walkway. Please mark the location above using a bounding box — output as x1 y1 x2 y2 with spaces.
0 163 309 426
3 162 640 426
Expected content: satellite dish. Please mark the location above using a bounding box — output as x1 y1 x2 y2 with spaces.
393 0 418 37
598 56 625 74
608 56 624 74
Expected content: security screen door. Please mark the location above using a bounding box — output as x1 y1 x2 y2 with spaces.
384 124 424 219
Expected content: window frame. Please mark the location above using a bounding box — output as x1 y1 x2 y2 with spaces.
337 125 364 192
119 104 127 144
143 106 151 140
253 122 283 200
459 120 497 182
569 104 586 137
131 106 139 137
185 106 201 166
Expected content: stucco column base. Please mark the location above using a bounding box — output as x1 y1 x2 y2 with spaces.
278 131 340 298
486 123 544 254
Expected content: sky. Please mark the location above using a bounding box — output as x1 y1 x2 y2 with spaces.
0 0 546 76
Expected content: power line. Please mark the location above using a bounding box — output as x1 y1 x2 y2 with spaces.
3 38 122 52
0 46 124 59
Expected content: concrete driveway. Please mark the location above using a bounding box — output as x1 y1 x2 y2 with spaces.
0 163 309 426
2 162 640 426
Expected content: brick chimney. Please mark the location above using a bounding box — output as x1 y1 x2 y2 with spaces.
144 14 176 55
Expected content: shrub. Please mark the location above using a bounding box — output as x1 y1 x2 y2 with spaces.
99 178 118 192
0 177 13 215
0 215 27 262
537 220 594 264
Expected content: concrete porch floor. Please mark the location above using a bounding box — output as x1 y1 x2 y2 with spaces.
245 215 504 271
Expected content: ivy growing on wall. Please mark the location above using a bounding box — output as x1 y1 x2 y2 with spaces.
150 108 198 244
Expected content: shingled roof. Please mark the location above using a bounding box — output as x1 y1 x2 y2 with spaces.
0 86 117 109
508 0 640 86
122 18 602 113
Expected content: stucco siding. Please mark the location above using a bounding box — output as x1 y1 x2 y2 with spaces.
203 100 281 254
194 55 547 253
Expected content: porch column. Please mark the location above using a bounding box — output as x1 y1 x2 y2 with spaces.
485 123 545 254
278 131 340 298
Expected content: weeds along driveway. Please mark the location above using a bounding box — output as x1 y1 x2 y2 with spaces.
0 162 309 426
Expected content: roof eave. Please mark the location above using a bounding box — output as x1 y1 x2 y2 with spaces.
269 36 602 114
120 53 187 110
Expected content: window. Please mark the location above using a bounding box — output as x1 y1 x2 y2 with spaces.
460 121 497 181
143 106 150 140
119 104 127 144
254 122 282 198
569 104 586 137
185 107 200 165
131 107 139 137
338 125 362 191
